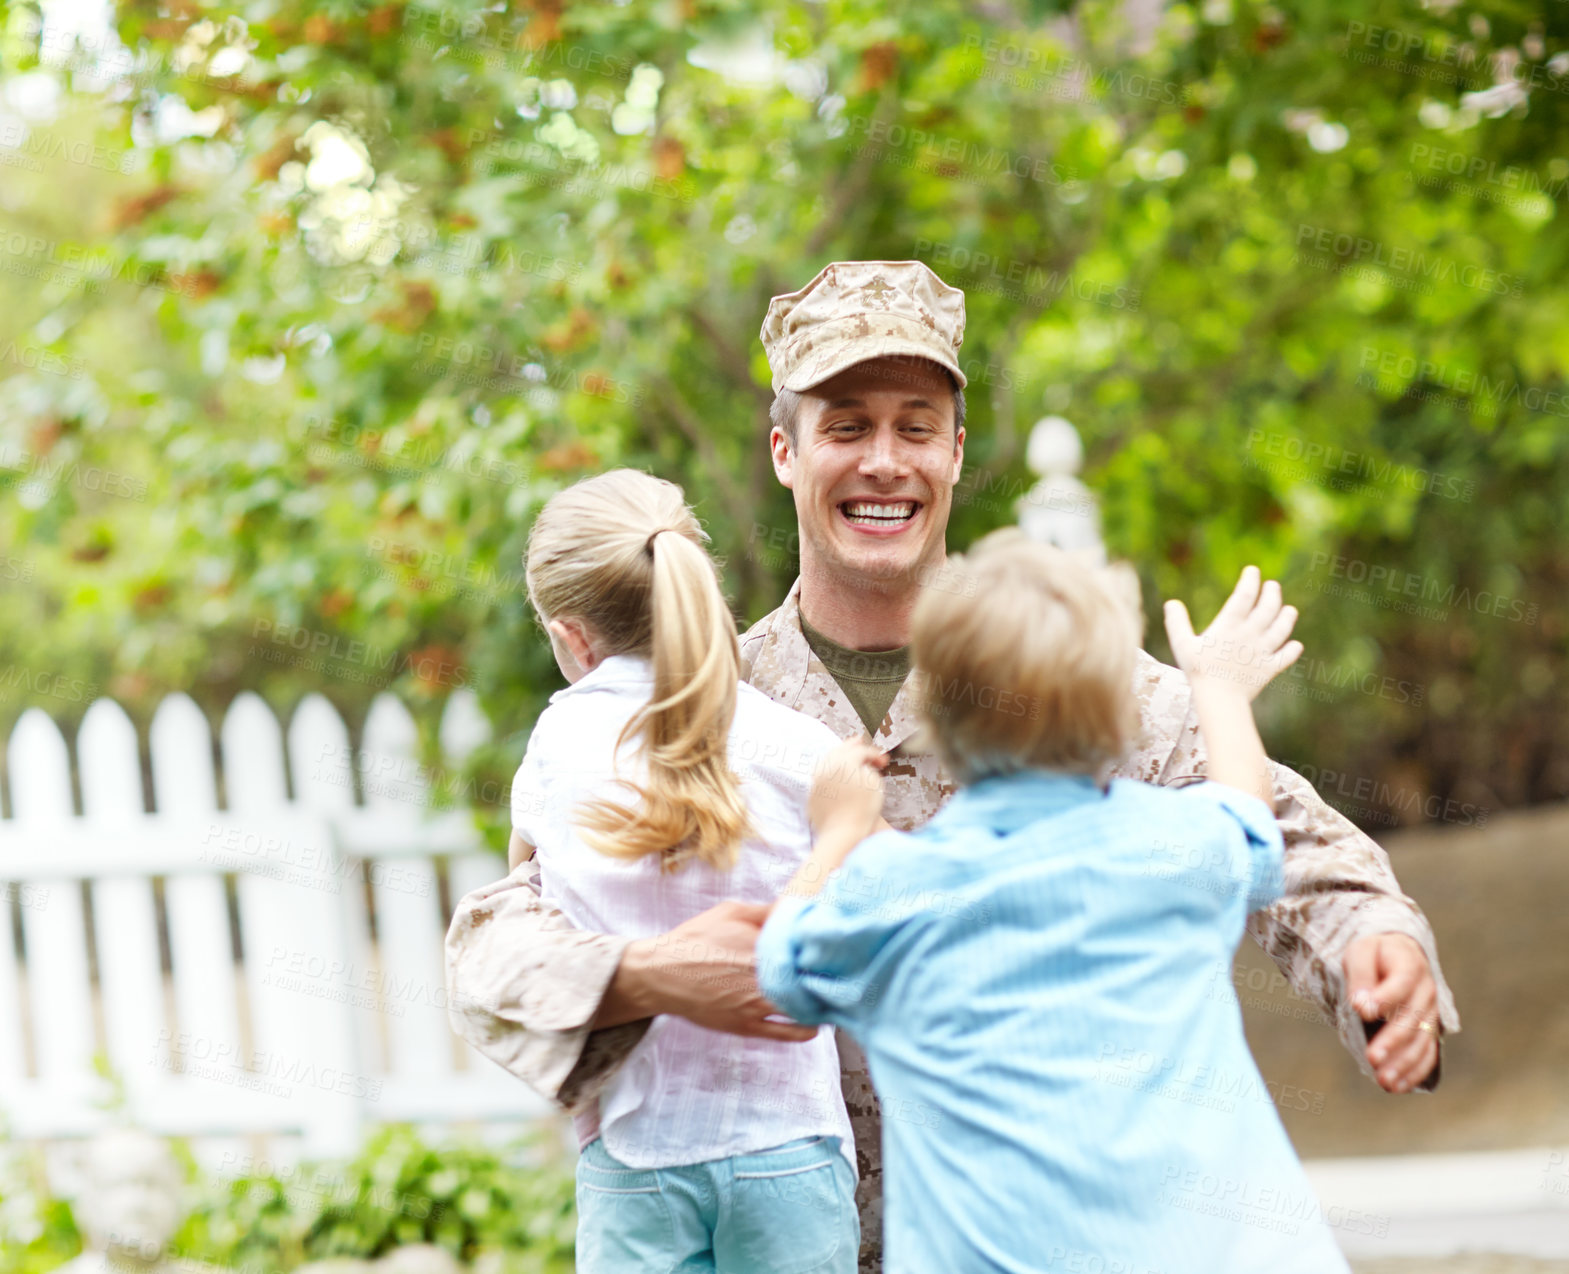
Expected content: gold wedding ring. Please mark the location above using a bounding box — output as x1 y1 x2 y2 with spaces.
1416 1019 1439 1036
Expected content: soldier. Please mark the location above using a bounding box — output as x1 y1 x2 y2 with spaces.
447 260 1459 1273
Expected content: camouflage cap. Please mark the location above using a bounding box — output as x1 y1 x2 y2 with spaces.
760 260 967 394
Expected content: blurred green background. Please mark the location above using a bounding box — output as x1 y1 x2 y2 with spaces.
1 0 1564 839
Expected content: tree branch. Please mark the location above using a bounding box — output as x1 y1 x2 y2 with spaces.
800 88 902 262
690 307 773 411
651 374 763 605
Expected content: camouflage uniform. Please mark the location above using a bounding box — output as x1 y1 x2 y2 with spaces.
447 579 1459 1274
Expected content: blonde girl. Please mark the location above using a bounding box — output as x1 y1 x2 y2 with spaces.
509 468 859 1274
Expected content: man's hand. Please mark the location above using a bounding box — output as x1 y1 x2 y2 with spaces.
593 900 817 1042
1344 932 1440 1093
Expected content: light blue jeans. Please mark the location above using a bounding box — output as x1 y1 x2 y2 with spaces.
574 1135 860 1274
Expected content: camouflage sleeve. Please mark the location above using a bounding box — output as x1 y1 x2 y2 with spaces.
444 861 651 1111
1157 705 1461 1087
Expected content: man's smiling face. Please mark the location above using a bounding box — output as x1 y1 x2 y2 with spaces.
771 356 964 590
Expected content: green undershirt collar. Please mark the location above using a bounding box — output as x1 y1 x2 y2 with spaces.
799 612 911 738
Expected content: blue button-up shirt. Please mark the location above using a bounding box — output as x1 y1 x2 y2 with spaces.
757 772 1351 1274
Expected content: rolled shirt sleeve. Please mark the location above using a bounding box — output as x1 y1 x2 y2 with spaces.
1255 758 1459 1090
1135 653 1457 1008
445 863 649 1110
756 839 913 1032
1148 665 1460 1087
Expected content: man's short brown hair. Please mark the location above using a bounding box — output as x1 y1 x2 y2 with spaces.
911 530 1144 783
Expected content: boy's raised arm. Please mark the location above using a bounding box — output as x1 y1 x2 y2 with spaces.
1144 568 1457 1094
1162 565 1303 805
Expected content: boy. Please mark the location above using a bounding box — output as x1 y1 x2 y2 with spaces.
757 533 1352 1273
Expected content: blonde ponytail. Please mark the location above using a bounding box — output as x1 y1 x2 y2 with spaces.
524 469 752 871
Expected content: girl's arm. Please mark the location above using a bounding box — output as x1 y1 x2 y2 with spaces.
1162 565 1303 805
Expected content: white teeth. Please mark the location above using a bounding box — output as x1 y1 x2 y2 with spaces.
843 501 916 522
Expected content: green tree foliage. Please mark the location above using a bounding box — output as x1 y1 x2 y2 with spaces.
0 0 1565 830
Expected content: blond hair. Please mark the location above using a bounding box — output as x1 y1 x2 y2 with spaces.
911 530 1144 783
525 469 751 871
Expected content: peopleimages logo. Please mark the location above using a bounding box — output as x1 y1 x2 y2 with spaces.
1294 224 1524 297
1307 551 1537 626
0 443 150 501
0 665 99 703
1278 756 1489 828
1 339 89 381
960 35 1192 106
249 618 470 687
1245 428 1475 502
0 121 137 174
846 117 1074 186
1283 655 1424 707
1409 143 1569 203
1357 347 1569 420
914 238 1141 312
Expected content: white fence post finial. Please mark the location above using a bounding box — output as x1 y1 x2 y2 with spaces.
1016 415 1107 566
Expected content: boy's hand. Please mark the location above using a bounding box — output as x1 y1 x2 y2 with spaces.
808 737 888 841
1164 565 1303 701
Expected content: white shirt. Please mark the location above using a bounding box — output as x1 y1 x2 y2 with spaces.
511 653 854 1171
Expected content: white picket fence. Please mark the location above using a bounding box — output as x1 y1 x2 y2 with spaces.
0 688 546 1170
